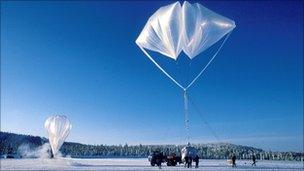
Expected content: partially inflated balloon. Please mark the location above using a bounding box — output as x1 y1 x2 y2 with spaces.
136 1 235 60
45 115 72 156
136 1 235 89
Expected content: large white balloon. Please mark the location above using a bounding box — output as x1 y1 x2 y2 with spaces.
136 1 236 90
136 1 235 60
44 115 72 156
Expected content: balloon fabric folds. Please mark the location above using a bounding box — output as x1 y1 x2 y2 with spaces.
136 1 235 90
45 115 72 157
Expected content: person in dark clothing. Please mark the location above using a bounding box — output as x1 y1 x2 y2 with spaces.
184 156 189 168
232 154 236 167
252 154 256 166
155 152 163 169
188 157 192 168
194 155 199 168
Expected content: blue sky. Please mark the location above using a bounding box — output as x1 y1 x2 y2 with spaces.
1 1 303 152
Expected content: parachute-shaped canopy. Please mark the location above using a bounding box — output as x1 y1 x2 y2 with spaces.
136 1 235 90
136 1 235 60
45 115 72 156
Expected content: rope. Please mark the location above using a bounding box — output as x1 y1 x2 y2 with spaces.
186 32 232 90
138 31 233 91
188 95 221 142
139 46 186 91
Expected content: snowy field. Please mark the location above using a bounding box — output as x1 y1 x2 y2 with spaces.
0 158 303 171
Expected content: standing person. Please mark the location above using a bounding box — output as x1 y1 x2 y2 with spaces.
194 155 199 168
252 153 256 166
188 157 192 168
184 156 189 168
156 152 163 169
232 154 236 167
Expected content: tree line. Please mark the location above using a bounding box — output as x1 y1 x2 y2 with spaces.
1 131 303 161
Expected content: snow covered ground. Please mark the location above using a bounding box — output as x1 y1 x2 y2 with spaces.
0 158 303 170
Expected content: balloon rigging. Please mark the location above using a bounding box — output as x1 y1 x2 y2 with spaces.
136 1 236 143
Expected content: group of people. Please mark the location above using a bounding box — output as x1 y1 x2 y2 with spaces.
150 151 257 168
183 153 257 168
183 154 256 168
184 155 200 168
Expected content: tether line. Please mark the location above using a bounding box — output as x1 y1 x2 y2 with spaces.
139 46 186 91
188 95 221 142
186 32 232 90
183 90 190 142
